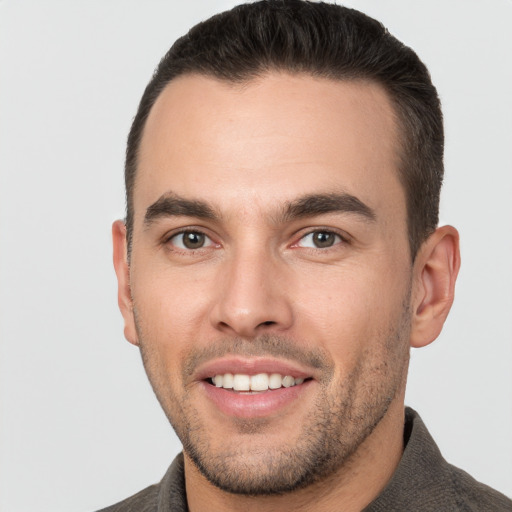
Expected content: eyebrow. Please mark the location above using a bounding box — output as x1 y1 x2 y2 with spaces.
143 191 376 227
282 192 376 223
144 193 218 227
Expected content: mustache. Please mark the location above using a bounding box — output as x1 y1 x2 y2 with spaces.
181 334 335 381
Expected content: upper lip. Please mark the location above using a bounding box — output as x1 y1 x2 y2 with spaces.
195 357 314 381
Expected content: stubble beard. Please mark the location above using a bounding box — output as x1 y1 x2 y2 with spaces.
136 302 411 496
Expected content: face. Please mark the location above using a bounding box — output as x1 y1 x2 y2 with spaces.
119 73 414 494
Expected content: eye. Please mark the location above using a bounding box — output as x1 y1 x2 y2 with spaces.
297 230 343 249
169 230 214 250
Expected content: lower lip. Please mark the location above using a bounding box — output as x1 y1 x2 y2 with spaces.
201 380 313 419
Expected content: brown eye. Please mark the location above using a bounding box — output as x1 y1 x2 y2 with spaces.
170 231 212 250
312 232 336 248
298 231 342 249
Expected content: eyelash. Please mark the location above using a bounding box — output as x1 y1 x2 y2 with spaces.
164 229 216 251
293 228 350 250
163 227 350 253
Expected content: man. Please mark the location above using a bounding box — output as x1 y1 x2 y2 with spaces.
102 1 512 510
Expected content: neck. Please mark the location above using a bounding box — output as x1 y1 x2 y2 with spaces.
185 398 406 512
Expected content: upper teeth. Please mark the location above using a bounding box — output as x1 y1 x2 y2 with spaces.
212 373 305 391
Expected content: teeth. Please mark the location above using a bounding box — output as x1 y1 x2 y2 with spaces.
269 373 282 389
211 373 307 391
233 374 250 391
222 373 234 389
250 373 269 391
282 375 295 388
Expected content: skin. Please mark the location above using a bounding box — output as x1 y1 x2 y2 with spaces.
113 73 460 512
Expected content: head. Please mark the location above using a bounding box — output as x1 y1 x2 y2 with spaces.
113 0 459 501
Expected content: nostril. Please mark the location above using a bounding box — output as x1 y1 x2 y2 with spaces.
260 321 276 327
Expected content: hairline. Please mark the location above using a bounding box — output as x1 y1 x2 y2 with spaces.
127 69 417 260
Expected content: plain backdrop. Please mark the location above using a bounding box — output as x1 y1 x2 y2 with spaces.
1 1 511 510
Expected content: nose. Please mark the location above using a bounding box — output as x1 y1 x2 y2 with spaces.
210 247 294 338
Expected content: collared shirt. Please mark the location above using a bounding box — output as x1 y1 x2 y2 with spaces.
97 408 512 511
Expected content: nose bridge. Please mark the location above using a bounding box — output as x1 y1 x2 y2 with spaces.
211 239 292 337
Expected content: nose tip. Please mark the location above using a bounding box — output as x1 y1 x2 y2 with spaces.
210 256 293 338
216 313 280 338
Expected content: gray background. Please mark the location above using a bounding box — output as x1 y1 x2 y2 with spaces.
0 1 511 510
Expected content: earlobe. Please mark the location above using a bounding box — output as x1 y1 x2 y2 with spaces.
112 220 139 346
410 225 461 348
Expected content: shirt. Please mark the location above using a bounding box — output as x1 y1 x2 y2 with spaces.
97 408 512 511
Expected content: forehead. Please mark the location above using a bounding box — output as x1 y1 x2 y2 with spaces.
135 72 404 223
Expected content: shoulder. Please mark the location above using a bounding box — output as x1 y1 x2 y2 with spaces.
445 462 512 511
365 408 512 511
94 483 160 512
93 453 187 512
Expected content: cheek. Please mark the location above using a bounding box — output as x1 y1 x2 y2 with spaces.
130 266 214 374
133 256 212 323
290 263 409 358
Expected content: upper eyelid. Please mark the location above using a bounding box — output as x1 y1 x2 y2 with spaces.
160 226 351 247
164 230 217 253
163 226 214 242
295 233 344 249
294 227 351 243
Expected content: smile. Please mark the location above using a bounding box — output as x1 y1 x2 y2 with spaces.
209 373 307 392
196 357 316 418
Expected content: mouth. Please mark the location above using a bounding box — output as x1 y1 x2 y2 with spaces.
196 358 316 418
206 373 311 392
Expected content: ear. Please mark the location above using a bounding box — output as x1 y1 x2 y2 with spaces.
410 225 461 348
112 220 139 346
